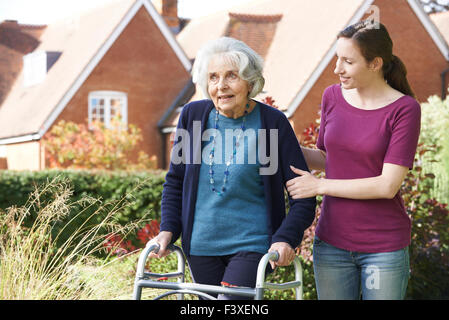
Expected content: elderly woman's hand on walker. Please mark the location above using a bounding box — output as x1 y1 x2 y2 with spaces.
268 242 296 269
148 231 173 259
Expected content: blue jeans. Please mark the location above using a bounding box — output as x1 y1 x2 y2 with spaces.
313 236 410 300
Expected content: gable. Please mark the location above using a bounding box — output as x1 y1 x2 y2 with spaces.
285 0 449 117
177 0 449 121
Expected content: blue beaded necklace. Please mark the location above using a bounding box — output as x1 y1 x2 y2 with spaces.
208 103 250 196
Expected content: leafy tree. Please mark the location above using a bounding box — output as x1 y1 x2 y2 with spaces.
42 118 156 170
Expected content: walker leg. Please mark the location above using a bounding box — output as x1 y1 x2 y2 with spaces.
133 241 159 300
133 283 142 300
176 247 186 300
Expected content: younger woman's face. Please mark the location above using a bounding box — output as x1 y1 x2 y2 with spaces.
334 37 380 89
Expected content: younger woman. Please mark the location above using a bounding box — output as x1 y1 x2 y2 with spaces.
287 21 421 300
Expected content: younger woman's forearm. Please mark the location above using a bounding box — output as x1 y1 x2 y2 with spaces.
318 176 395 199
317 163 408 200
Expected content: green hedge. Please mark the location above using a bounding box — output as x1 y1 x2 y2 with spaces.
0 169 166 247
0 168 318 299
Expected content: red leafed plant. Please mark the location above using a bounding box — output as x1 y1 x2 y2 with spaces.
301 122 320 148
103 233 137 257
137 220 160 246
262 96 280 109
294 118 322 263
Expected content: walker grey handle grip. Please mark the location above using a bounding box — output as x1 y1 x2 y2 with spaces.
133 241 186 300
145 241 177 254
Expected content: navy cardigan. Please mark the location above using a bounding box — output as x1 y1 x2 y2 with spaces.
160 99 316 256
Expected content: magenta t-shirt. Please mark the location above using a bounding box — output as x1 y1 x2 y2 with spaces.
315 84 421 253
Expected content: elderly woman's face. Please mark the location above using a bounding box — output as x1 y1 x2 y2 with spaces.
207 54 251 117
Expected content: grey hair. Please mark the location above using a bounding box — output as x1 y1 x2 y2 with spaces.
191 37 265 99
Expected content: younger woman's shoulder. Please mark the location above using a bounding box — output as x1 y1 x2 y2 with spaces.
387 95 421 126
396 95 421 114
318 84 340 114
323 84 340 100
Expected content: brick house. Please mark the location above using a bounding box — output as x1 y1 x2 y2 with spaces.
3 0 449 171
160 0 449 168
0 0 191 170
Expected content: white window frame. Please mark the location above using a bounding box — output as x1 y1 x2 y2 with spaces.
88 91 128 129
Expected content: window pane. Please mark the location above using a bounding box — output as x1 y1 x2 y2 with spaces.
91 98 105 122
110 98 122 118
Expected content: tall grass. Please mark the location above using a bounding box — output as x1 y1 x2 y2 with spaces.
0 176 145 300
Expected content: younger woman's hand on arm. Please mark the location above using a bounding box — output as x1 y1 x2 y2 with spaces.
286 166 323 199
287 163 409 200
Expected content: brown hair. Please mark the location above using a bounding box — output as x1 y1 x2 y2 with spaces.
338 21 415 98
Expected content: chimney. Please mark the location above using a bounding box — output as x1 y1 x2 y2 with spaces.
153 0 180 33
1 20 20 29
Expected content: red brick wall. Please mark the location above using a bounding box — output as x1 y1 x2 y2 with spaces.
225 13 283 58
290 0 449 140
290 56 339 141
0 157 7 169
52 7 190 168
375 0 448 102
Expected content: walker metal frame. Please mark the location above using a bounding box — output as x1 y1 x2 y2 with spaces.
133 241 303 300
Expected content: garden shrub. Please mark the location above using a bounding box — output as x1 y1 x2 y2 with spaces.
0 169 166 251
42 119 157 170
403 144 449 299
419 94 449 204
0 177 141 299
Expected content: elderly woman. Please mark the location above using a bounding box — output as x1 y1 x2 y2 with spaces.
151 37 316 299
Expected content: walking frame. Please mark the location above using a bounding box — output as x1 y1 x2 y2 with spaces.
133 241 303 300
